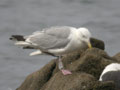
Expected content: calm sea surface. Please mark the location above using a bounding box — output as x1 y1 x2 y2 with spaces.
0 0 120 90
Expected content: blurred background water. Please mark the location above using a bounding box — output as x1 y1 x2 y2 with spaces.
0 0 120 90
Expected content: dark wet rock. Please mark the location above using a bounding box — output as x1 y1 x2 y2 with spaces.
90 38 105 50
16 38 118 90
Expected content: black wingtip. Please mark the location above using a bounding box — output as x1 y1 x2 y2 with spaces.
9 37 13 40
9 35 25 41
23 46 34 49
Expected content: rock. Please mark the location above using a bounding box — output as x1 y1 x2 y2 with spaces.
67 48 114 79
93 81 115 90
41 72 96 90
113 52 120 62
16 38 117 90
90 38 105 50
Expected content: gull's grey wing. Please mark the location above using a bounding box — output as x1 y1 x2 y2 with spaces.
26 26 72 50
27 32 70 50
43 26 71 38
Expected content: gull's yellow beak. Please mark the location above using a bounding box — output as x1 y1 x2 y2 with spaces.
88 42 92 48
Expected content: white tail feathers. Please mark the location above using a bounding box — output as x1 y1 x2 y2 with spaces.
15 41 31 46
30 50 42 56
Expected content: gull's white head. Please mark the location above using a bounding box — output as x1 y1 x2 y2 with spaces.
78 27 92 48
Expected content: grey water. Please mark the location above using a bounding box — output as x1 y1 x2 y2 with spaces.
0 0 120 90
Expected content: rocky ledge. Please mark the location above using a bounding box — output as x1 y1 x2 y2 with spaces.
16 38 120 90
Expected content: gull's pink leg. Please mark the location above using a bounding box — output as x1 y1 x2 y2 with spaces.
61 69 72 75
58 56 72 75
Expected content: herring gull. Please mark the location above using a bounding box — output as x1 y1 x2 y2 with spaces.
10 26 92 75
